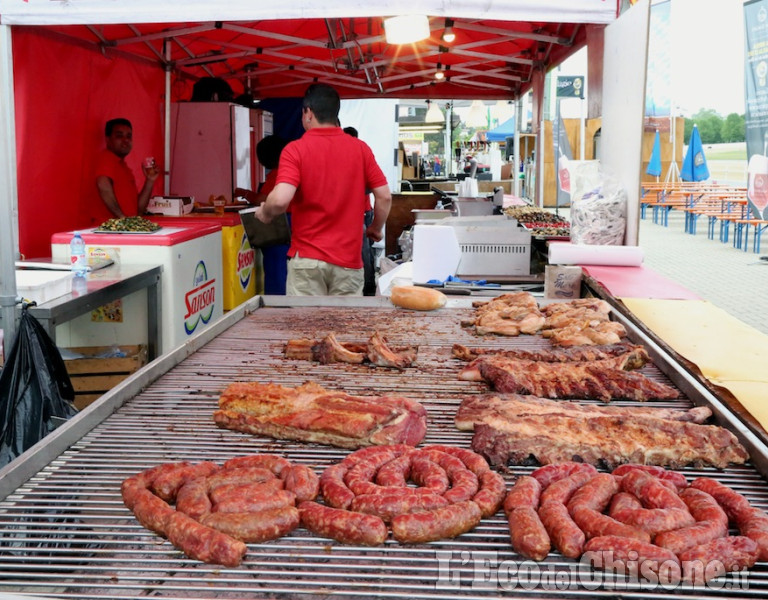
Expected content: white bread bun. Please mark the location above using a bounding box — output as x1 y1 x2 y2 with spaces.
389 285 447 311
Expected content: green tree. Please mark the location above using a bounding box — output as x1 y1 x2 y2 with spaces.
721 113 746 142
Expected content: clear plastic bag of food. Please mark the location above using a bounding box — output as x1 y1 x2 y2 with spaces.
569 169 627 246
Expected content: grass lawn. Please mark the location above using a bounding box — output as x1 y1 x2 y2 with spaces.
704 142 747 160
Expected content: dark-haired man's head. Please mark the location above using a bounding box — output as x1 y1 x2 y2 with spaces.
256 135 289 170
302 83 341 126
105 118 133 159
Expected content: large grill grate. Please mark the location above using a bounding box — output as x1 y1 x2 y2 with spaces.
1 304 767 599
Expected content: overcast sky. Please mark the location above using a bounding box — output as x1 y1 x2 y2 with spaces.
670 0 744 116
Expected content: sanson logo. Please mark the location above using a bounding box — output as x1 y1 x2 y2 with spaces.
184 261 216 335
237 233 255 290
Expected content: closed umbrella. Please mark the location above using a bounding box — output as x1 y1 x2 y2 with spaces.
646 129 662 179
680 124 710 182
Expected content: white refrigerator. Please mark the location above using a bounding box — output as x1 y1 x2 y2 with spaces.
170 102 256 202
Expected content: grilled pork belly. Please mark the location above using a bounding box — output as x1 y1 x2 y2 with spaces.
459 355 678 402
455 394 712 431
214 381 427 449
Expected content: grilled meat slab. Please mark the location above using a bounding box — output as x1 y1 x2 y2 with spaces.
452 343 650 369
470 414 748 470
214 382 426 449
459 355 679 402
455 394 713 431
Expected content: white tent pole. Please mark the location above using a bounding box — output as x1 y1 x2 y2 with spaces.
0 24 20 358
164 40 172 195
513 98 520 197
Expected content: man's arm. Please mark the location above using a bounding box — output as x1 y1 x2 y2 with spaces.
137 164 161 215
365 184 392 243
96 175 126 219
254 182 296 223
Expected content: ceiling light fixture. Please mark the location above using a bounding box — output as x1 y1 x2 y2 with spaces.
435 62 445 80
384 15 430 45
425 100 445 122
441 18 456 43
466 100 488 128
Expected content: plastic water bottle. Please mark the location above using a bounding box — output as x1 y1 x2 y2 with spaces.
70 232 87 277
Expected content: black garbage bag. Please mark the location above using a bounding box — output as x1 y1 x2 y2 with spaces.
0 305 78 467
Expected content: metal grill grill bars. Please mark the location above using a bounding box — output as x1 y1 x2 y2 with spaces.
1 303 767 599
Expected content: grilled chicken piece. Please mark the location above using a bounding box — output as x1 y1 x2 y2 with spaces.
542 320 627 346
366 331 418 369
466 292 546 336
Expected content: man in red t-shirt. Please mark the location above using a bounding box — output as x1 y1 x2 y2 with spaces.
254 84 392 296
93 118 159 225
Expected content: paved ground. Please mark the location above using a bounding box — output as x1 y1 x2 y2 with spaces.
637 209 768 335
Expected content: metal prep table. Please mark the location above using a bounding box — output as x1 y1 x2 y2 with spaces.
5 264 162 361
1 295 768 600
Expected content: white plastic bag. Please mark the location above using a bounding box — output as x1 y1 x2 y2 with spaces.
569 169 627 246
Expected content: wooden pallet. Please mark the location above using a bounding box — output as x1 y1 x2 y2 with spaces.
64 345 147 410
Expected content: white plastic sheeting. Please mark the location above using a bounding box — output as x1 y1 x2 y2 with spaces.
0 0 618 26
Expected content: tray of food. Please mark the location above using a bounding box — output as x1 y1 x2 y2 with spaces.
503 206 571 239
94 216 162 233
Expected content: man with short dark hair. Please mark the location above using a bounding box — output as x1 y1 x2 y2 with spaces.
93 118 159 224
254 84 392 296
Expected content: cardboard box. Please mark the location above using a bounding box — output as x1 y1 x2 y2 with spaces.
401 166 416 179
64 345 147 410
146 196 193 216
544 265 583 299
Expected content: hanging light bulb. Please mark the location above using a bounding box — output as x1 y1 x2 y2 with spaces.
425 100 445 123
441 18 456 43
435 62 445 80
384 15 430 45
466 100 487 128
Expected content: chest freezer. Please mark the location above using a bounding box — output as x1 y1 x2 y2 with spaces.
52 224 223 354
149 213 261 309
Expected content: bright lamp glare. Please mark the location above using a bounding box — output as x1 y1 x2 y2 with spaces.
384 15 430 45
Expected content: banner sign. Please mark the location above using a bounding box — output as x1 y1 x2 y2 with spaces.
744 0 768 219
556 76 585 99
553 111 574 207
645 0 671 117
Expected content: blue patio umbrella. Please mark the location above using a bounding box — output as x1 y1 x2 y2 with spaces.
680 124 710 182
646 129 662 178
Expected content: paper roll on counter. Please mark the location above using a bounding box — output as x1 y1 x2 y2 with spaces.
548 242 644 266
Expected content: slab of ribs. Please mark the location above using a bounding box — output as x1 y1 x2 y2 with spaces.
457 394 748 470
214 381 427 449
458 354 679 402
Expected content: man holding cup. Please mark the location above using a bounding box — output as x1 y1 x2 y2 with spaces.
93 117 160 224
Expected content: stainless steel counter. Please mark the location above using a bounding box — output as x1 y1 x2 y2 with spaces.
6 264 162 360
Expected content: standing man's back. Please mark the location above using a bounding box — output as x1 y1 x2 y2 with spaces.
254 84 392 295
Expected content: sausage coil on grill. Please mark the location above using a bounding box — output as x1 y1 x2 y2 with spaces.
122 454 319 566
391 501 482 543
299 501 388 546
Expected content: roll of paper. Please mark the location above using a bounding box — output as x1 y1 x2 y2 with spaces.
548 242 644 267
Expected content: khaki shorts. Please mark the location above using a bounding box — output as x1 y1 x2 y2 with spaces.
287 254 363 296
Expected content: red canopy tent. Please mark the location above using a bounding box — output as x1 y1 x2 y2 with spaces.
0 0 626 349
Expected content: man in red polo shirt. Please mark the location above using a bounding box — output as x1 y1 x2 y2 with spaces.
93 118 159 225
254 84 392 296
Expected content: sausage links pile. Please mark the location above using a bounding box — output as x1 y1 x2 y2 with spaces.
307 444 507 544
121 454 319 566
504 462 768 584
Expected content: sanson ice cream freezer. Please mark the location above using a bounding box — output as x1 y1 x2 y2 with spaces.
51 223 223 354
